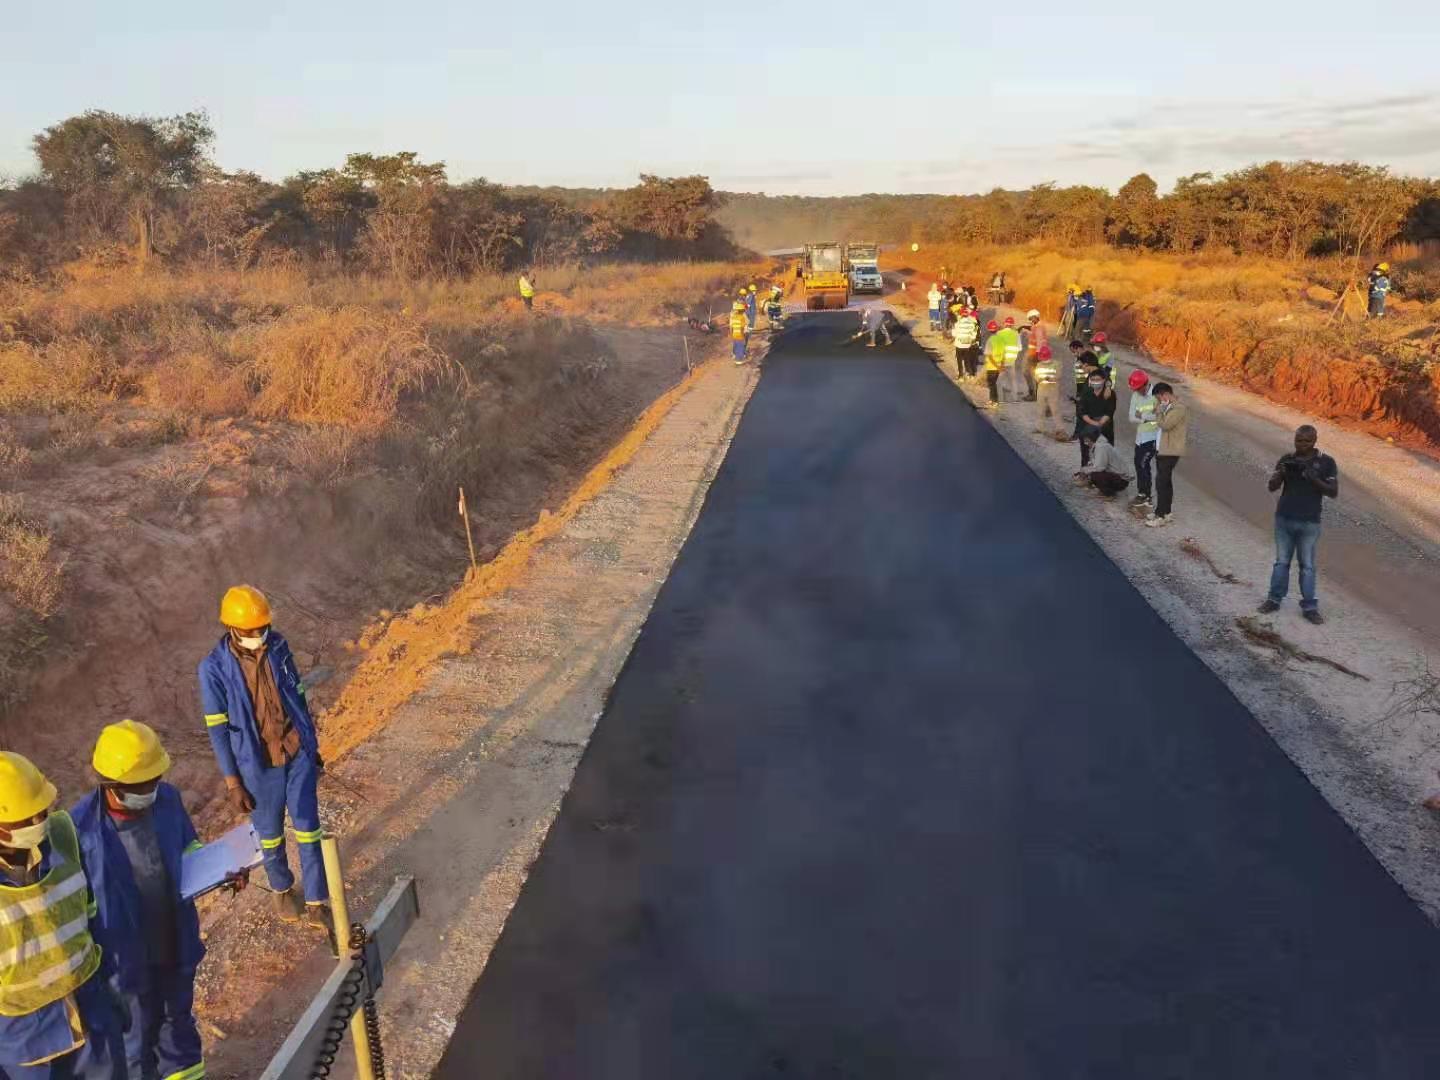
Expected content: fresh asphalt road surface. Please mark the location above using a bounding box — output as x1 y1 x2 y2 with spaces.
435 314 1440 1079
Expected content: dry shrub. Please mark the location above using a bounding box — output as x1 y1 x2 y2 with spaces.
143 351 250 416
0 337 133 411
138 459 210 516
0 423 31 478
275 426 368 489
241 306 454 428
0 493 64 620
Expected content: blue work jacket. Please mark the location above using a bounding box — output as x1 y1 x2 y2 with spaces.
198 631 319 793
0 834 118 1067
71 784 205 987
1078 291 1097 317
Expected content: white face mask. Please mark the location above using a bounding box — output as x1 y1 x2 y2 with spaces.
115 789 158 811
4 819 48 852
236 629 269 651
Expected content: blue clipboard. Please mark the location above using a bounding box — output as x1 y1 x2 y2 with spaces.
180 823 263 901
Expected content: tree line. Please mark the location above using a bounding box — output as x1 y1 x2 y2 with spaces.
0 110 736 279
719 164 1440 261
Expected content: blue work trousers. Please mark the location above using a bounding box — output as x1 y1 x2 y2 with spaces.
251 753 327 902
1268 515 1322 611
928 306 940 329
121 967 203 1080
0 1031 125 1080
731 339 747 361
1369 293 1386 317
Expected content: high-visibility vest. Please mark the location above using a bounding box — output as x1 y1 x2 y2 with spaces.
1095 350 1117 379
984 337 1005 373
518 276 534 298
729 311 748 340
1035 358 1059 384
998 329 1021 367
1132 394 1159 438
0 812 103 1017
952 317 979 348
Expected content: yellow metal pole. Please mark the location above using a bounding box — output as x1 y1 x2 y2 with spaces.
321 834 376 1080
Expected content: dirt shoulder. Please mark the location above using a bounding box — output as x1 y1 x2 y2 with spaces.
194 343 761 1077
893 287 1440 923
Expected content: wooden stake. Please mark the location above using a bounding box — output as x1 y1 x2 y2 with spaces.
320 835 376 1080
458 487 477 573
682 336 693 374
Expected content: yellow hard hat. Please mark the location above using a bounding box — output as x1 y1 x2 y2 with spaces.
220 584 271 630
0 752 57 824
748 284 757 292
1378 262 1390 271
1069 282 1081 292
92 720 171 785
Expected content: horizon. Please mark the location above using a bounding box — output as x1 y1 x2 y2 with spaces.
4 2 1440 197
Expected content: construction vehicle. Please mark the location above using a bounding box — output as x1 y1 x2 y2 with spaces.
802 242 850 310
846 242 882 294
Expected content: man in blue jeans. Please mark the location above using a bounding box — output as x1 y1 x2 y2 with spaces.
1258 425 1338 624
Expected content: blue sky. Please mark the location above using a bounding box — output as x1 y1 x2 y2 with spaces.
4 1 1438 196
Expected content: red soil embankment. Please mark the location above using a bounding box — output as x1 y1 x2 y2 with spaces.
898 246 1440 452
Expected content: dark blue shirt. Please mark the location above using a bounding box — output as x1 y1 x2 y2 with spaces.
1275 452 1338 522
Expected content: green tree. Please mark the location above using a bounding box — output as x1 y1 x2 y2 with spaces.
32 110 212 266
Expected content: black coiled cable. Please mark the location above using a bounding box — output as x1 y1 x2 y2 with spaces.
310 922 387 1079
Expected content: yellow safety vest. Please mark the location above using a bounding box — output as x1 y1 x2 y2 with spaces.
518 276 535 299
1133 394 1159 438
729 311 748 340
1035 359 1059 384
999 329 1021 367
0 812 103 1017
984 336 1004 373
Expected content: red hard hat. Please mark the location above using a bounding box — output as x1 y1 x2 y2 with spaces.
1128 369 1150 390
1037 345 1052 359
1004 316 1015 326
1092 331 1108 344
986 320 999 331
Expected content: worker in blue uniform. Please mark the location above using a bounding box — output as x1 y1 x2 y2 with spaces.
73 721 215 1080
197 586 329 927
0 751 126 1080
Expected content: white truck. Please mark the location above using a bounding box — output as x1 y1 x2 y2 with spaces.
846 242 883 294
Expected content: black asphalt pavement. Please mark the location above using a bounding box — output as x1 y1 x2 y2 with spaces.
435 314 1440 1079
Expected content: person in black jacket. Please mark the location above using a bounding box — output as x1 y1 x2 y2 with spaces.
1076 368 1115 466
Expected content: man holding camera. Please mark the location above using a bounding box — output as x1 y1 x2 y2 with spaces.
1258 425 1339 624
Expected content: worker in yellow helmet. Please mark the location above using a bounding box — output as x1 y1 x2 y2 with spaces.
0 751 125 1077
198 585 329 927
517 270 536 310
73 721 221 1080
729 300 750 365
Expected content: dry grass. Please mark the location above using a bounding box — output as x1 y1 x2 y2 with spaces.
0 260 762 429
904 242 1440 447
0 493 64 620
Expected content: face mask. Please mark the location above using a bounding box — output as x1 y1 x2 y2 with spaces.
3 819 48 851
1089 382 1105 392
114 789 157 811
236 629 269 651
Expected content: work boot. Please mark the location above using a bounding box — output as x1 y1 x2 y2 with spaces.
306 901 333 930
273 888 304 923
1257 598 1281 614
1302 609 1325 625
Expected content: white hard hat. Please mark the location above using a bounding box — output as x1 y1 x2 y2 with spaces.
1026 309 1041 320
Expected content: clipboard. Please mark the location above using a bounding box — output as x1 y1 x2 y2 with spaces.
180 823 263 901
